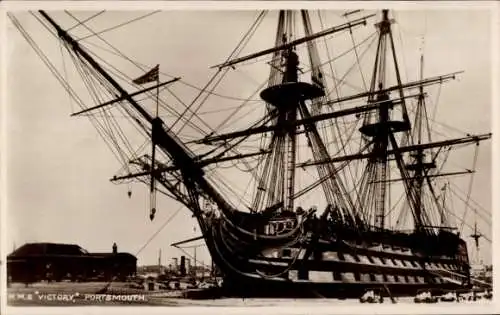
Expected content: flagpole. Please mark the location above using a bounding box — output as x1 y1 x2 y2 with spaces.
131 64 163 220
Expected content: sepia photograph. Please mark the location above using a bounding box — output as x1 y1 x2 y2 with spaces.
3 1 496 313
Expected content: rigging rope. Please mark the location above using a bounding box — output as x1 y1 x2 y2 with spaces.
171 11 267 134
75 11 160 41
64 39 263 102
68 44 137 164
64 11 213 136
59 37 74 113
15 13 138 172
135 204 185 256
315 16 371 219
344 12 368 91
448 188 491 229
66 11 105 32
326 32 378 99
174 245 212 270
58 15 154 148
448 181 490 219
459 142 480 233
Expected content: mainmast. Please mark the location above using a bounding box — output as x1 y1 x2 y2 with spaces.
214 10 373 215
359 10 411 230
258 11 325 212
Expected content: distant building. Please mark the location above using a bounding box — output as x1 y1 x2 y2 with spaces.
7 242 137 283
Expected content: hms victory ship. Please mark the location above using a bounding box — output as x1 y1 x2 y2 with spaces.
8 8 492 298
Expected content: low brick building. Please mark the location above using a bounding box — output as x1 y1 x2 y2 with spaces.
7 242 137 283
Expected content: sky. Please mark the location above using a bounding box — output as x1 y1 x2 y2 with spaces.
4 5 495 267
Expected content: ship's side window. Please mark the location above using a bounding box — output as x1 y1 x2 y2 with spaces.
354 272 361 281
390 258 397 266
410 260 417 267
277 223 284 232
337 252 345 261
367 255 374 263
333 271 342 281
298 268 308 280
382 274 388 282
404 275 409 282
282 249 291 258
394 275 399 282
369 274 376 282
379 257 386 265
353 254 360 262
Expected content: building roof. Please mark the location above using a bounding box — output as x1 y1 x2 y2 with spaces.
8 242 137 260
9 243 88 257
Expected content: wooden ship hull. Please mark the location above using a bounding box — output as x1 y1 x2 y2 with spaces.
200 211 471 298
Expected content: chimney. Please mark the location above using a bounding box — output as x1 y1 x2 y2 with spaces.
180 256 186 276
112 242 117 254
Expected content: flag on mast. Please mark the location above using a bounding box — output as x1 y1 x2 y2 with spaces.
132 64 159 85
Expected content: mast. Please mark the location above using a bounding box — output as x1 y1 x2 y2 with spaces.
358 10 411 230
441 184 446 226
405 53 436 231
257 11 324 212
234 10 370 216
415 54 427 229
